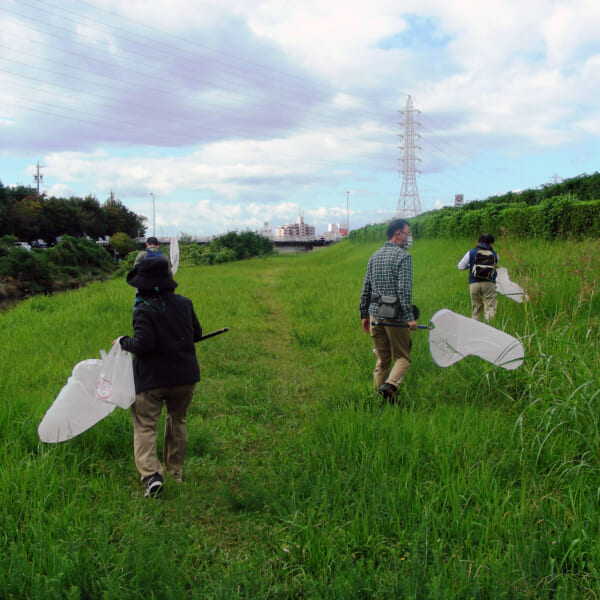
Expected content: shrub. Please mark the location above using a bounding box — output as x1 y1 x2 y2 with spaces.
211 231 273 260
108 232 137 258
47 235 112 269
0 247 56 293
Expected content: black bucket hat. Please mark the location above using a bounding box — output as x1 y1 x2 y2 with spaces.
126 257 177 290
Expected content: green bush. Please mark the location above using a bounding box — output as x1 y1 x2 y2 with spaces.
0 248 55 293
108 232 137 257
47 235 112 269
211 231 273 260
0 235 19 255
404 194 600 242
349 222 387 243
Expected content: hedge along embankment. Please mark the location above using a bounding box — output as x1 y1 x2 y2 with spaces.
349 195 600 243
410 195 600 240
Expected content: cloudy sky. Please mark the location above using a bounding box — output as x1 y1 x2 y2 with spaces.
1 0 599 236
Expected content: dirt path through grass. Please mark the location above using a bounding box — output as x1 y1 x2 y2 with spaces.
180 259 318 551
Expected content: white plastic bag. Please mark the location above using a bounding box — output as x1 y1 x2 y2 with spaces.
38 359 116 443
96 345 136 408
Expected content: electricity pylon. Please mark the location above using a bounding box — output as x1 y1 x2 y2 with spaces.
395 95 421 218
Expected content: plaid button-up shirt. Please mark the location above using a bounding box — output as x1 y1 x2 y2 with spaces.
359 242 414 322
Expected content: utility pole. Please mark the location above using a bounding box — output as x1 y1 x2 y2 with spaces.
33 161 44 198
150 193 156 237
395 96 422 219
346 190 350 233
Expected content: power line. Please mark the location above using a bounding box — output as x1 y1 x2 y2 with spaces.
0 0 500 208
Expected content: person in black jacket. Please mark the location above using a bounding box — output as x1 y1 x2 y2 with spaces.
114 258 202 498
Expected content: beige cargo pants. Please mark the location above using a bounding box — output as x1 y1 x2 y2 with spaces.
130 384 195 482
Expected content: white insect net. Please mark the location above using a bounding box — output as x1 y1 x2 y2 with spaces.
428 309 524 370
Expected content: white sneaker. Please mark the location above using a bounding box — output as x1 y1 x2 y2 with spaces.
144 474 164 498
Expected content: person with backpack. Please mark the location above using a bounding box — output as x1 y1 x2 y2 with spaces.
133 236 170 270
131 237 172 308
458 233 499 322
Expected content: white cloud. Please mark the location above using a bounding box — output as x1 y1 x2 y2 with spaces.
245 0 406 73
2 0 600 235
543 1 600 65
75 23 119 55
46 183 77 198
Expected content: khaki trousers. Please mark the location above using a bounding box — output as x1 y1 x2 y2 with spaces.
370 316 412 389
130 384 195 481
469 281 497 322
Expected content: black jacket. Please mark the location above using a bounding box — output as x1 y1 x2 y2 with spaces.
120 291 202 394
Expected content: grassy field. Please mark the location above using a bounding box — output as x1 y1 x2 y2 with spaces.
1 235 600 599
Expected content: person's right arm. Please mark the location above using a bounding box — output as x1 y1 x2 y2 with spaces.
457 251 470 270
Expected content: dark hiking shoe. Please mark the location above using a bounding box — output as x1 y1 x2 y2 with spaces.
144 473 164 498
378 382 397 400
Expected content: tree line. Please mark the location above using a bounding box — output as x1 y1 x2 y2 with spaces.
0 182 146 244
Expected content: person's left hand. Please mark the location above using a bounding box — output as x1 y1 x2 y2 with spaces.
407 320 418 331
361 317 370 334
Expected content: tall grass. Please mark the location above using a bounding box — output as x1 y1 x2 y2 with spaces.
1 236 599 598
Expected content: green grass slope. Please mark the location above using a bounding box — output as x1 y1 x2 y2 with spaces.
1 236 599 599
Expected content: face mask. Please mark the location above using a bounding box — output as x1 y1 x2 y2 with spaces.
404 234 413 249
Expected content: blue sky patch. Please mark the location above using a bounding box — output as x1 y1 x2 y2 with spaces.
378 15 452 51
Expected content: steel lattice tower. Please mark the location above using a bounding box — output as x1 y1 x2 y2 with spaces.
395 95 422 218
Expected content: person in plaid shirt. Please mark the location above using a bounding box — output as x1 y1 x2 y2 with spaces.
359 219 418 402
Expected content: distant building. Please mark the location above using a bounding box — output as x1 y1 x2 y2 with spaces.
275 214 315 238
322 223 347 240
257 221 273 238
